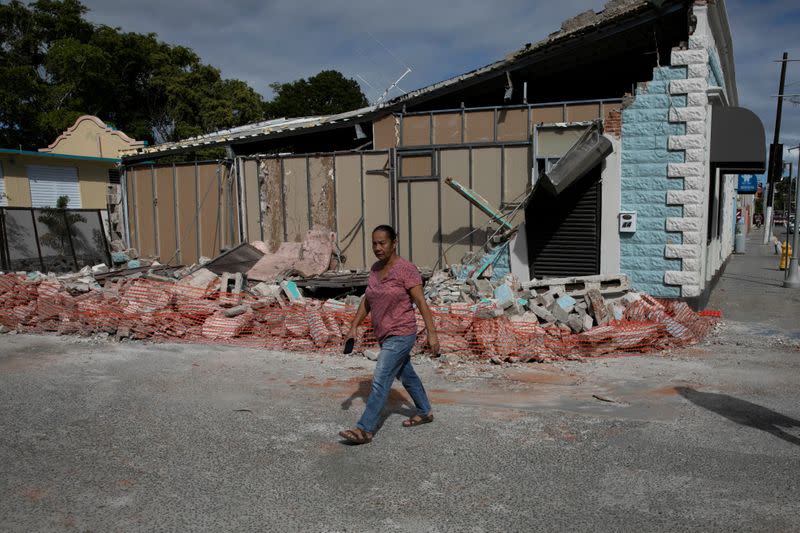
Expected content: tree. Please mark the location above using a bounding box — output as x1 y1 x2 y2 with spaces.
0 0 265 148
264 70 369 119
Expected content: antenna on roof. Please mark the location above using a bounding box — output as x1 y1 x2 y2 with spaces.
362 31 414 105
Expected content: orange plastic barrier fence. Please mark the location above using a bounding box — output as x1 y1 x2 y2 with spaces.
0 275 718 362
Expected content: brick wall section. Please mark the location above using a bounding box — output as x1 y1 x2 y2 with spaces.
604 109 622 138
619 66 688 298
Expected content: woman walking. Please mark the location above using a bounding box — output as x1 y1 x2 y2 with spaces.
339 225 439 445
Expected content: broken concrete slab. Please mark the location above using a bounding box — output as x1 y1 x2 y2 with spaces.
177 268 220 290
521 274 630 297
223 305 249 318
528 303 556 323
247 229 336 282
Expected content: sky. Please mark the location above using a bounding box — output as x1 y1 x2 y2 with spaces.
77 0 800 169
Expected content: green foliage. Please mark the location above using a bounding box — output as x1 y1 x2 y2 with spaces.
264 70 369 119
0 1 369 153
0 0 265 148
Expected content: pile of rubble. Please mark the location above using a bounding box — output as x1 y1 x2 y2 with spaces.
0 249 717 362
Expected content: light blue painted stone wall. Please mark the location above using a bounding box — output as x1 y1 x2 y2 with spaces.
620 66 687 297
708 48 725 91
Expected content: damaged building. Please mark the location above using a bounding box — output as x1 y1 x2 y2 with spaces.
118 0 765 309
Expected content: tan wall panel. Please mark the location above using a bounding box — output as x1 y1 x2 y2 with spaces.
242 159 261 242
409 181 439 268
362 153 391 263
537 128 585 156
400 155 432 177
283 157 309 242
532 106 564 125
175 165 198 265
308 156 336 231
401 115 430 147
397 181 410 259
219 164 237 249
566 103 601 122
333 154 365 269
439 149 471 262
464 111 494 143
77 163 109 209
433 113 461 145
154 166 176 262
133 167 156 258
197 164 221 258
471 148 502 248
496 108 528 142
503 146 530 207
260 158 283 252
373 114 397 150
0 157 32 206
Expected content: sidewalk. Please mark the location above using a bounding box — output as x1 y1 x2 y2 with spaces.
707 227 800 334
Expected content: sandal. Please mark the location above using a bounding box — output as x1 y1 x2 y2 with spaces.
402 413 434 427
338 428 373 444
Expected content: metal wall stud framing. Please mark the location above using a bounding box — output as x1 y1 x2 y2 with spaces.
194 162 201 261
468 146 474 252
151 165 160 258
172 163 181 264
436 149 443 265
360 153 366 268
305 155 312 229
280 158 288 241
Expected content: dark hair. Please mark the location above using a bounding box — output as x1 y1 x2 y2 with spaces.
372 224 397 241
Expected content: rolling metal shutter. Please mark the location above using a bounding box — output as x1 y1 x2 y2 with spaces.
525 166 601 278
0 162 6 206
27 164 80 208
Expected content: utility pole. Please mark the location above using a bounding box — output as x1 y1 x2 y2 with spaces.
763 52 788 245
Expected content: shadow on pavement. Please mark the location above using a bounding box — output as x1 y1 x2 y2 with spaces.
676 387 800 446
340 379 416 434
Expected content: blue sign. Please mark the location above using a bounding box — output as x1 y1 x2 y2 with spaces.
738 174 758 194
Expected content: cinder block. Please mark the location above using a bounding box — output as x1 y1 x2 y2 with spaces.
528 303 556 323
688 63 709 78
666 190 704 206
681 284 701 297
667 162 704 178
669 78 708 95
668 134 706 150
682 258 700 272
666 217 702 232
664 270 698 285
668 106 706 123
670 48 708 65
684 149 705 163
665 244 699 259
685 120 706 135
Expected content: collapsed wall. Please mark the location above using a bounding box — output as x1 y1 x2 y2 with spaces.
0 273 717 362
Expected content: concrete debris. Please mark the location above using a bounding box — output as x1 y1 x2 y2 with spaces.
364 348 380 361
177 268 220 290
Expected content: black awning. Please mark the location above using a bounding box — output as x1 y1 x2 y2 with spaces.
710 106 766 173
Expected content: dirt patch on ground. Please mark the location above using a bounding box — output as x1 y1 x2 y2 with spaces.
502 368 582 386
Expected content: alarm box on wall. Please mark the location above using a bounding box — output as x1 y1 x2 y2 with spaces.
619 211 637 233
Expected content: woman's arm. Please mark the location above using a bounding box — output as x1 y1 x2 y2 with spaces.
345 296 371 340
409 284 439 356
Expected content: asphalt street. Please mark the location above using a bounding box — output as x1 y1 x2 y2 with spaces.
1 229 798 532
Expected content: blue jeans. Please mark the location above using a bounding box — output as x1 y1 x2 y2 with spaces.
356 334 432 433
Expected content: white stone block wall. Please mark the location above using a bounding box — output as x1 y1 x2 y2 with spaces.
663 4 714 299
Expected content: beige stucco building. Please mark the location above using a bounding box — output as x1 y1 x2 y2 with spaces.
0 115 143 209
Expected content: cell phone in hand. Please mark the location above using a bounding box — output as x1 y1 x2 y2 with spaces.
343 338 355 354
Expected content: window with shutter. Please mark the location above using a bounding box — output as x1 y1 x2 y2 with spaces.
26 165 81 208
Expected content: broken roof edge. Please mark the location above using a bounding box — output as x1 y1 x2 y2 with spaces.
121 0 689 164
379 0 685 109
120 106 379 162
